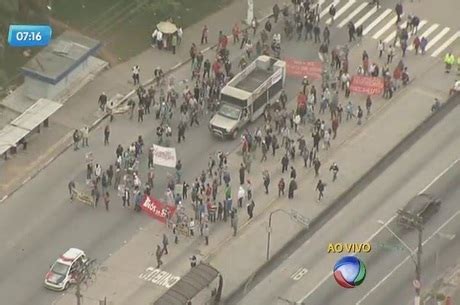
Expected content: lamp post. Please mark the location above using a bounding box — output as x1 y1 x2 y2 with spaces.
378 213 423 305
246 0 254 26
267 209 309 261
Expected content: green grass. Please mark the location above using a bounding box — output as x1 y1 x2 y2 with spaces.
51 0 232 60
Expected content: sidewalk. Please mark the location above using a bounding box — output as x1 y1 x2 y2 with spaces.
51 15 457 305
0 0 279 202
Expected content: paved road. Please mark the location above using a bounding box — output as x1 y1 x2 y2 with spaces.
237 97 460 305
0 16 310 305
1 0 455 304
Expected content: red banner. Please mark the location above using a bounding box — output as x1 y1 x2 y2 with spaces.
350 75 384 95
285 58 322 80
141 195 177 223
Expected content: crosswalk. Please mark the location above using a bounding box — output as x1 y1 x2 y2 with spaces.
313 0 459 58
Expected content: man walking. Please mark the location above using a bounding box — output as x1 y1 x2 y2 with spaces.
365 95 372 116
313 158 321 177
203 224 210 245
288 178 297 199
329 163 339 181
132 65 140 85
263 170 270 194
316 180 326 201
155 245 163 268
81 126 89 147
247 200 255 219
239 163 245 185
281 154 289 173
68 180 76 200
231 209 238 236
98 92 108 111
104 125 110 145
162 233 169 254
104 192 110 211
278 178 285 197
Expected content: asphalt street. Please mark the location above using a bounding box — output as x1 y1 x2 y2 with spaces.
0 16 310 305
236 96 460 305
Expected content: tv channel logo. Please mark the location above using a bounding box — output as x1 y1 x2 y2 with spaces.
333 256 366 288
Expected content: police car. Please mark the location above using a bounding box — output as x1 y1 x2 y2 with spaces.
44 248 88 291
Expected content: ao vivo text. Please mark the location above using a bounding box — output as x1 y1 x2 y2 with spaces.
327 242 372 253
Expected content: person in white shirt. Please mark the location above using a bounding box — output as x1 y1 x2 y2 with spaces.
449 80 460 95
177 27 183 45
156 31 163 49
151 29 158 46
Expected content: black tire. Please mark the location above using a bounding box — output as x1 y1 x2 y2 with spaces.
231 129 239 139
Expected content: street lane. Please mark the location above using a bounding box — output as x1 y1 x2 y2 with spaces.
236 99 460 305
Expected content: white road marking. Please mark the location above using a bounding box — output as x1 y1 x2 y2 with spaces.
419 159 459 194
338 2 368 28
372 16 397 39
297 215 396 303
320 0 341 19
355 209 460 305
408 24 439 50
326 0 356 25
425 27 450 51
355 6 378 28
383 29 398 44
431 31 460 57
297 160 459 304
291 268 309 281
363 8 391 36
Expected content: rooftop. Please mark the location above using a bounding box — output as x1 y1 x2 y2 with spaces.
21 31 101 85
234 68 273 92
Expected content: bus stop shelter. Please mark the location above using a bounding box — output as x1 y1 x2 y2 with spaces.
154 263 222 305
0 98 62 159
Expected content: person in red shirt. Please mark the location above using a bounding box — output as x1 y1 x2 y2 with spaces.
297 91 306 108
413 36 420 55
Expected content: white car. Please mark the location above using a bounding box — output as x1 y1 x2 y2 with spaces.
44 248 88 291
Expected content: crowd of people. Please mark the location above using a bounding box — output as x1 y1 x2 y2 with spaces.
66 0 459 269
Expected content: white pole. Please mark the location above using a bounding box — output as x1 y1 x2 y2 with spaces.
246 0 254 25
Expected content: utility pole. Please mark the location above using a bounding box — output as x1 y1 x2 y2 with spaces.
266 209 309 260
396 210 424 305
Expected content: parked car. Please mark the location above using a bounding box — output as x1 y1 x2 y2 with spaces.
44 248 87 291
397 194 441 227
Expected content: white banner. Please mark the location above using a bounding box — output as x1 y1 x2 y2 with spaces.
152 144 177 168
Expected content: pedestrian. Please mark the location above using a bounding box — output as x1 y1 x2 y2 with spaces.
122 187 130 207
162 233 169 254
281 154 289 173
413 36 420 55
329 163 339 181
357 106 363 125
316 180 326 201
68 180 75 200
288 178 297 199
98 92 107 111
203 224 209 245
365 95 372 116
332 117 339 139
420 37 428 55
290 166 297 179
190 255 197 267
395 2 403 23
104 125 110 145
201 25 208 44
247 179 253 200
247 200 255 219
237 185 245 208
278 178 285 196
81 126 89 147
72 129 81 150
329 4 336 23
377 40 385 58
273 4 280 23
231 209 238 236
387 45 395 64
239 163 245 185
155 245 163 268
313 158 321 177
263 170 270 194
92 186 100 207
189 218 195 236
104 192 110 211
138 103 144 122
132 65 140 85
313 24 321 43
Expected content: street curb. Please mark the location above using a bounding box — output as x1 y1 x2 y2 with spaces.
222 93 460 304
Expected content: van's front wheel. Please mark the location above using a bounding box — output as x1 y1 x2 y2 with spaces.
231 129 239 139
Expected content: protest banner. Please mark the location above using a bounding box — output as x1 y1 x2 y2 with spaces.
152 144 177 168
350 75 384 95
140 195 177 223
285 58 322 80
